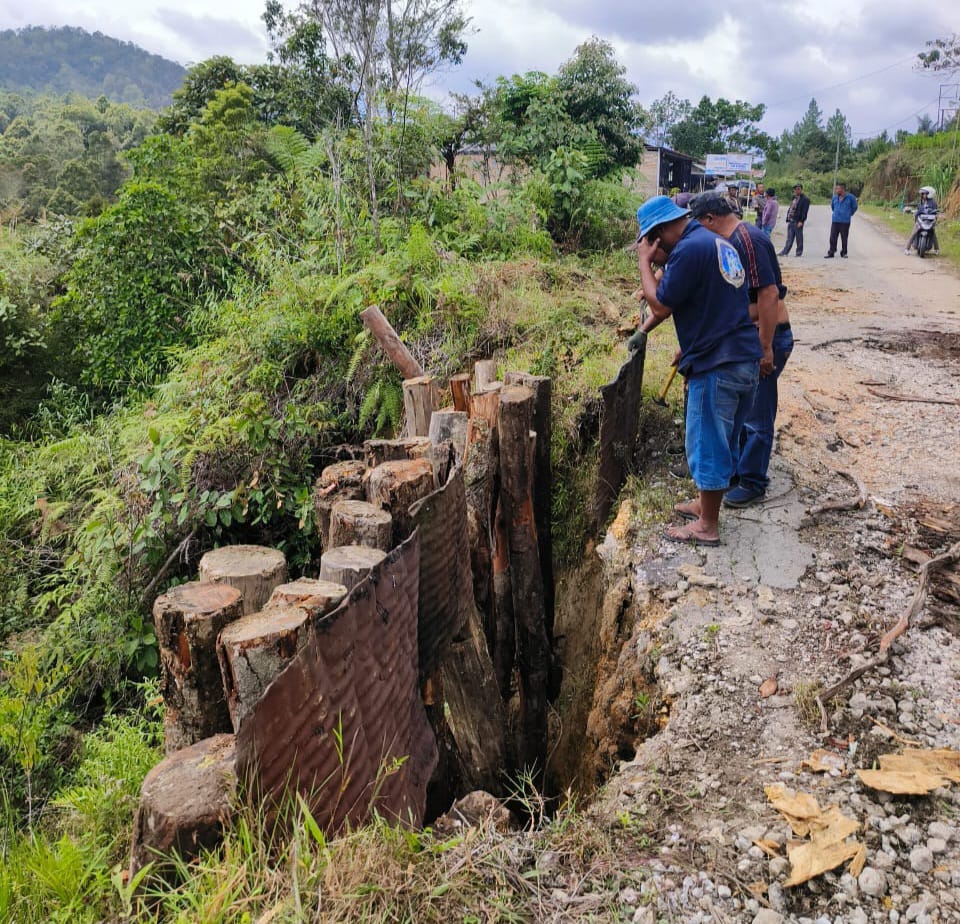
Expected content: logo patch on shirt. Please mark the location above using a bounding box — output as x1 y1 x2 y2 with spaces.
716 238 745 288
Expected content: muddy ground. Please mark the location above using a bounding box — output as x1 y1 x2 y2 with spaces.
569 205 960 923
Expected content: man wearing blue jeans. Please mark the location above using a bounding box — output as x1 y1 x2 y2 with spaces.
689 192 793 507
634 196 761 545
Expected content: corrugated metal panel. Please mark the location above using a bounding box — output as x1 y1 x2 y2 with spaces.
410 466 472 679
235 534 436 832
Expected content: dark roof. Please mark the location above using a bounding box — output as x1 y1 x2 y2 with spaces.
644 143 696 162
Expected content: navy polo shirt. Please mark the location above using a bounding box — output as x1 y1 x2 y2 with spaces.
729 221 787 302
656 220 762 375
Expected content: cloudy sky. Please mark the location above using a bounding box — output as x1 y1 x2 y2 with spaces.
1 0 956 140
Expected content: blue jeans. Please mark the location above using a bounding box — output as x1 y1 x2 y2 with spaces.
686 361 760 491
736 325 794 492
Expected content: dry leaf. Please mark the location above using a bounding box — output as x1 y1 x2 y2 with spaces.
784 839 863 887
856 748 960 795
747 881 768 898
753 838 781 857
849 843 868 878
801 748 845 774
764 785 823 836
759 676 778 698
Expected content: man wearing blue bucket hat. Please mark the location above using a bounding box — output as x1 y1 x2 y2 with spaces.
634 195 761 546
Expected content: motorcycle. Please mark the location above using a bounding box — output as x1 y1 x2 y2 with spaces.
915 210 938 258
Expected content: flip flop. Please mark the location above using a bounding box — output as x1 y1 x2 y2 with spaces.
663 526 720 547
673 503 698 521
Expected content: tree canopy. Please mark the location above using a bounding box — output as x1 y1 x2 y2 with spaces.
667 95 768 159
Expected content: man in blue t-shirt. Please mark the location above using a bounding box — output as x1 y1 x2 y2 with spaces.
635 196 761 545
689 191 794 507
825 182 858 258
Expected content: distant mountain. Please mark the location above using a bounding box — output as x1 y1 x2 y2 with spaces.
0 26 185 109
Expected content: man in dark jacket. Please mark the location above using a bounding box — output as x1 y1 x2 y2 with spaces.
779 183 810 257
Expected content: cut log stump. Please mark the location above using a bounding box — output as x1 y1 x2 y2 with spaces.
198 545 287 616
474 359 498 392
319 545 388 591
314 461 367 550
365 458 436 544
153 581 243 752
428 410 468 463
364 438 432 469
267 578 348 614
129 734 237 881
329 500 393 550
218 593 341 729
450 373 472 414
403 375 439 437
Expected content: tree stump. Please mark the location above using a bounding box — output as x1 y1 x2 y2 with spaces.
129 734 237 881
498 385 550 775
365 458 436 544
198 545 287 616
504 372 554 636
219 596 341 729
319 545 388 591
153 582 243 752
450 373 472 414
464 416 497 648
267 578 349 613
428 410 468 463
403 375 439 437
441 605 508 794
329 500 394 550
469 389 501 429
474 359 498 392
314 461 367 550
364 437 432 469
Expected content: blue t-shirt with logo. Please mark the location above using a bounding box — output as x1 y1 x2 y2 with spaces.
656 220 762 375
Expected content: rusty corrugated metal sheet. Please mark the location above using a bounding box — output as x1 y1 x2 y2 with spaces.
409 466 472 679
594 343 646 529
235 534 436 832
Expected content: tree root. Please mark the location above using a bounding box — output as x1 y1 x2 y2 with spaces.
816 540 960 734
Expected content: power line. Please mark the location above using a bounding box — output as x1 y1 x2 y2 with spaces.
851 97 941 137
767 54 917 109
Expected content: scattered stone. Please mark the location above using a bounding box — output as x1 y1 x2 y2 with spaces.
858 867 887 897
752 911 784 924
909 846 934 873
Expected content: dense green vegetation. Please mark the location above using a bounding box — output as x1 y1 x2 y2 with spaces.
0 26 185 107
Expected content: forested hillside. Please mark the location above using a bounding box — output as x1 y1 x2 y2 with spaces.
0 26 185 107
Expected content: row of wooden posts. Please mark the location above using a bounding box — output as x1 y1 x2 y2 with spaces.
130 324 557 876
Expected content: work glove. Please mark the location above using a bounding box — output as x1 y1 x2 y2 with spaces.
627 328 646 352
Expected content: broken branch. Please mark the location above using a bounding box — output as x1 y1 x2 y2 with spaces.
866 387 958 407
804 470 869 524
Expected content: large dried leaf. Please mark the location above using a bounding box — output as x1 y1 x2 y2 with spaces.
764 785 824 836
784 839 863 887
856 748 960 794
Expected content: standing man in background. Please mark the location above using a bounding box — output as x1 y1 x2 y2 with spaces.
760 189 779 237
779 183 810 257
753 182 765 227
825 182 858 258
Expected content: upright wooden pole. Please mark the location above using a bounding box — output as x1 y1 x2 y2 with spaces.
498 385 550 775
504 372 554 634
450 373 472 414
402 375 439 437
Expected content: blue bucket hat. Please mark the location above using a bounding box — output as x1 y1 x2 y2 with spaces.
636 196 691 241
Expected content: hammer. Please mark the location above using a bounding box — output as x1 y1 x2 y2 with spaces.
653 363 679 407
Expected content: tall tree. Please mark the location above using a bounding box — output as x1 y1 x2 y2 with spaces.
916 34 960 74
556 37 646 174
668 95 768 159
649 91 692 148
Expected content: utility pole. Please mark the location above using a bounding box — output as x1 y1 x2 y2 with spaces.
831 128 841 194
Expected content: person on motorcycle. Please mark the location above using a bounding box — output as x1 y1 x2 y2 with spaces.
904 187 940 255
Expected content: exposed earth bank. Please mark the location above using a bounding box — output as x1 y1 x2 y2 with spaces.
576 205 960 923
